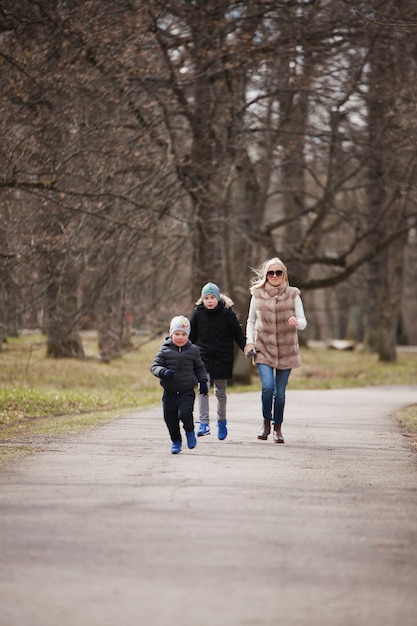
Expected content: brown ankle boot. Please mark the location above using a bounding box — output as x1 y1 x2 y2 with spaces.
257 420 271 440
273 424 284 443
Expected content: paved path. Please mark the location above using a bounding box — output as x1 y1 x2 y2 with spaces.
1 386 417 626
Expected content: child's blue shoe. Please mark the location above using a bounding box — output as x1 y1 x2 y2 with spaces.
186 431 197 449
217 419 228 441
197 422 210 436
171 441 182 454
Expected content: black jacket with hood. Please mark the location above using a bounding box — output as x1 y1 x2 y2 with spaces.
150 338 207 393
189 296 246 379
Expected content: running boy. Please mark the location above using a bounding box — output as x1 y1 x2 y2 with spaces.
189 283 246 440
150 315 208 454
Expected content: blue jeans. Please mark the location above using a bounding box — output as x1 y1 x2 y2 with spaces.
256 364 291 424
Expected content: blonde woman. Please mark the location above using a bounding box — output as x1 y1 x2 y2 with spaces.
244 258 307 443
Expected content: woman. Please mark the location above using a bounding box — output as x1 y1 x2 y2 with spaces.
244 257 307 443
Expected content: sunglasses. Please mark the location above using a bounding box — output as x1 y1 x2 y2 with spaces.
266 270 284 277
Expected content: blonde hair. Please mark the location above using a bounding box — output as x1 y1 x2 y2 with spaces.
250 257 289 289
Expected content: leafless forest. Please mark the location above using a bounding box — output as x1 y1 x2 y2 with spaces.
1 0 416 363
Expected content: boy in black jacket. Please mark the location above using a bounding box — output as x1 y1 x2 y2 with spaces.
189 283 246 440
150 315 208 454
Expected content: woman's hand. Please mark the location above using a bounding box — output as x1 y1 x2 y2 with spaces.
244 343 255 357
288 316 298 326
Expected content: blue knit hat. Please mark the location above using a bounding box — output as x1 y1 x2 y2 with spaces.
201 282 221 301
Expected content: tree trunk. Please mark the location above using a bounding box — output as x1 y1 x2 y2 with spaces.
0 218 7 349
378 233 407 362
42 254 84 359
364 22 411 362
96 286 124 363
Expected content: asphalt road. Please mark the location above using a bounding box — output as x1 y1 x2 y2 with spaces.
1 386 417 626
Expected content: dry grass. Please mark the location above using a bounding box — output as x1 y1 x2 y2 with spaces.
396 405 417 452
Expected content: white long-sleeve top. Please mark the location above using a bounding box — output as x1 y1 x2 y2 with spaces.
246 294 307 344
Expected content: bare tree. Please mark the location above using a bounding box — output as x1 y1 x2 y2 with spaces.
360 1 417 360
0 0 192 357
1 0 417 364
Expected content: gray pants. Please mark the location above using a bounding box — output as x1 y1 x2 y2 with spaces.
198 373 227 424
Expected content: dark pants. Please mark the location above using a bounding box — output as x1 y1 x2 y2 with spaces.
162 389 195 443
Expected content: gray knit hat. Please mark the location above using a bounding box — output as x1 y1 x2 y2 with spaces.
201 282 221 301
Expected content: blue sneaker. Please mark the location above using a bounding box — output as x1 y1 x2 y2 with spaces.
186 431 197 449
197 422 210 436
217 420 228 441
171 441 182 454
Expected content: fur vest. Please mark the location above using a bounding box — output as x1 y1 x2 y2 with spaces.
251 283 301 370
